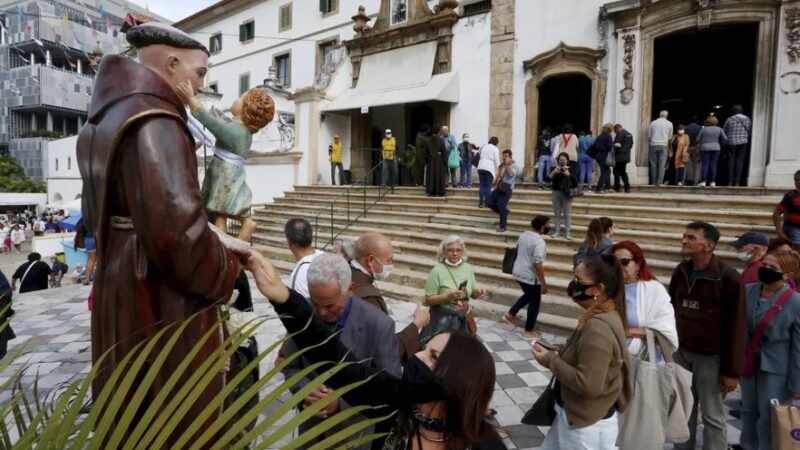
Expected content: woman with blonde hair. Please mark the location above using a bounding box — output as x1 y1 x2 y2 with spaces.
695 115 728 187
422 235 488 341
739 250 800 450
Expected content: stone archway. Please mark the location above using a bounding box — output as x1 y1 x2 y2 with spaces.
523 43 607 172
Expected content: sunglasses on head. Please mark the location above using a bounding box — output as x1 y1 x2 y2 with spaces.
619 258 634 266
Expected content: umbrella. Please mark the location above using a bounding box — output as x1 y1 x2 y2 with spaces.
59 211 82 232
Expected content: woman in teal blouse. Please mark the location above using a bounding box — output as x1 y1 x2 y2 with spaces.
422 235 488 341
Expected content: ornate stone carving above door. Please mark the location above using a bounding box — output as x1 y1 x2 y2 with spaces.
346 1 459 88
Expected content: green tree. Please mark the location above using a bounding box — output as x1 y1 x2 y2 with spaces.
0 156 46 193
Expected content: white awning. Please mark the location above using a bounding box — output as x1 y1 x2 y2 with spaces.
323 41 459 112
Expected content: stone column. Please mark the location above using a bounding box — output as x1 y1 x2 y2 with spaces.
31 113 38 130
290 87 326 186
46 49 51 67
488 0 514 152
77 116 83 130
77 59 82 75
62 117 67 135
46 111 53 131
614 28 646 184
766 3 800 187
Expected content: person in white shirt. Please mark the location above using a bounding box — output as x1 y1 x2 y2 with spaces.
477 137 500 208
284 218 323 300
648 110 674 186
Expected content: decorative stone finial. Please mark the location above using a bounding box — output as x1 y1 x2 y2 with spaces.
352 5 372 35
438 0 458 12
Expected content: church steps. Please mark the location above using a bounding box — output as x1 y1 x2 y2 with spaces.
253 185 776 335
254 207 749 249
289 185 779 213
260 200 768 238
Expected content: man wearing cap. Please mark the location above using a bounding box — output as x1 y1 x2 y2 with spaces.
329 134 345 185
730 231 769 284
381 129 397 187
77 21 240 441
458 133 477 188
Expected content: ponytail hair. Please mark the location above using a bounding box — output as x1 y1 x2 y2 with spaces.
581 254 628 331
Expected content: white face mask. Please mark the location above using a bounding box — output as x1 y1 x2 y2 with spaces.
736 251 753 262
444 258 463 267
678 130 685 135
370 257 393 281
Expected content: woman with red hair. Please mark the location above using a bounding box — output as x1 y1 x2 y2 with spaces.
610 240 678 355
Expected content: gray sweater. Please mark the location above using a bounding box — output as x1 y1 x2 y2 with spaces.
696 126 727 151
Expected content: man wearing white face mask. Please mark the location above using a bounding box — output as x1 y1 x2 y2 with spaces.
729 231 769 284
351 232 429 361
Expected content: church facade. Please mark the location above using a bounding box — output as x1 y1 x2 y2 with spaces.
176 0 800 195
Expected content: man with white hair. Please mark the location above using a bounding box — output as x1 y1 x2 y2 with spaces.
440 125 458 188
648 110 673 186
280 253 400 449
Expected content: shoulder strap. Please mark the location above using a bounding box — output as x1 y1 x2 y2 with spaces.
19 261 40 288
747 288 794 353
291 261 311 290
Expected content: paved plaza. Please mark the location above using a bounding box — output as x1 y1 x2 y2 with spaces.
2 278 743 449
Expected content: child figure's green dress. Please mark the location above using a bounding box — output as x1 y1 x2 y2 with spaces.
193 107 253 217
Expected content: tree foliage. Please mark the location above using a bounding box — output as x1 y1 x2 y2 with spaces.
0 157 46 193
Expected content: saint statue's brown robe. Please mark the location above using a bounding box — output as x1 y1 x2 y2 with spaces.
77 55 239 442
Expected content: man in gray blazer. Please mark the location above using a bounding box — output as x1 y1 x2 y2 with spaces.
280 253 400 449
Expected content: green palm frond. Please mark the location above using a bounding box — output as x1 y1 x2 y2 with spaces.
0 311 391 449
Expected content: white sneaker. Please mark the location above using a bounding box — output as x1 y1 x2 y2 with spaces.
697 181 706 187
710 182 716 187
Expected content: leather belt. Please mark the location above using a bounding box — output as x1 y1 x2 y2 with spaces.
110 216 134 230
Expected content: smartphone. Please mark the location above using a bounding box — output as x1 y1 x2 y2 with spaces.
458 281 468 291
534 340 558 351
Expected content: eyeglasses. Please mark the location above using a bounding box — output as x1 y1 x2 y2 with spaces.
619 258 634 266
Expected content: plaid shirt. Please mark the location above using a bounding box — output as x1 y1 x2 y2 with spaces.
723 114 751 145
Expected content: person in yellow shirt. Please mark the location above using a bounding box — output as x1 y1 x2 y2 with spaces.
329 134 344 185
381 129 398 187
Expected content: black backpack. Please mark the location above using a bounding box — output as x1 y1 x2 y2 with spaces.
471 145 482 168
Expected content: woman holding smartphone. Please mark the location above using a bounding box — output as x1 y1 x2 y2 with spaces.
532 255 633 449
422 235 488 341
548 152 579 240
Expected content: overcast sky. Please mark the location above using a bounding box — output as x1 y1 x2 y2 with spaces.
139 0 221 22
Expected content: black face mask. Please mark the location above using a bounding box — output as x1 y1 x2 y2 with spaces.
758 266 784 285
567 279 596 302
542 226 552 235
401 355 447 404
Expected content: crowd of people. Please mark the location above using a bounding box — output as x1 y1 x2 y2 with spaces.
240 170 800 449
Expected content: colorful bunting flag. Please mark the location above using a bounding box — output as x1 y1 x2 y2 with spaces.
97 0 105 19
62 15 68 34
122 0 129 12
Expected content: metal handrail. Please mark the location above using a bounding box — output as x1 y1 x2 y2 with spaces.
312 159 396 249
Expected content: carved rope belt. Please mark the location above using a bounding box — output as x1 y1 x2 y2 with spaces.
110 216 134 230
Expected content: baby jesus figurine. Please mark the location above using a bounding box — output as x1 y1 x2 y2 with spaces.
175 80 275 242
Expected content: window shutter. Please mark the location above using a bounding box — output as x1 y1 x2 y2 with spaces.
319 0 325 12
239 24 245 42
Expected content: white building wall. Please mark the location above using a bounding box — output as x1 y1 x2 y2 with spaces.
450 12 492 147
45 136 82 205
511 0 609 153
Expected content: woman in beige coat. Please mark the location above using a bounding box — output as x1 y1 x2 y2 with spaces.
668 124 691 185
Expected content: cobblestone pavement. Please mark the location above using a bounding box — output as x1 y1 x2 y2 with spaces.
3 281 742 449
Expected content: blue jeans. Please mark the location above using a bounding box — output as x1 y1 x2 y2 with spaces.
649 145 667 185
740 371 790 450
784 223 800 245
701 150 720 183
459 160 472 187
478 169 493 206
537 155 553 187
676 167 686 184
509 281 542 331
596 164 611 191
578 154 594 184
487 189 511 228
381 159 397 186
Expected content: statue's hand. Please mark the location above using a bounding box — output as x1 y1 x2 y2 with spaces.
235 249 290 303
175 80 199 111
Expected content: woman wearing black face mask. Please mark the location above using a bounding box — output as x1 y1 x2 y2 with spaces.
240 250 506 450
739 250 800 450
532 255 632 449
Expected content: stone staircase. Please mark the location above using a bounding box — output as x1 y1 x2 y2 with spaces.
251 184 782 335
